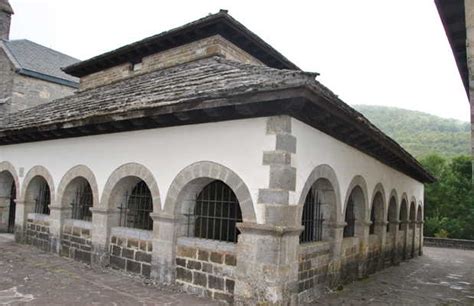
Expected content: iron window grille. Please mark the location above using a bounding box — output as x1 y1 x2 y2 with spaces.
191 180 242 243
34 181 50 215
369 206 376 234
300 187 324 243
118 181 153 230
8 183 16 233
71 181 93 221
343 196 355 238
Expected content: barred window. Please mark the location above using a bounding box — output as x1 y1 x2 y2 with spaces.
343 197 355 238
71 180 93 221
8 183 16 233
119 181 153 230
300 187 324 243
399 201 407 231
34 180 50 215
193 180 242 243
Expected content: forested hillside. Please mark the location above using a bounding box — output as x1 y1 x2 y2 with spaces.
353 105 470 158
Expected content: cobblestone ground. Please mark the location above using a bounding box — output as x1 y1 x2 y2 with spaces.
1 234 473 306
313 247 474 305
0 234 217 305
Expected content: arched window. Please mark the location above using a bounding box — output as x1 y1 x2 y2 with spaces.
8 183 16 233
71 180 93 221
34 179 50 215
119 181 153 230
300 187 324 243
387 197 397 233
369 205 376 234
399 200 407 231
193 180 242 243
343 196 355 238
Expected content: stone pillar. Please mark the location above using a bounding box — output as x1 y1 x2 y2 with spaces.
327 223 345 287
233 115 302 304
14 200 26 242
388 220 400 265
418 221 424 256
150 212 177 283
356 219 371 278
234 223 302 305
48 205 71 253
90 207 118 267
400 220 409 260
375 220 388 270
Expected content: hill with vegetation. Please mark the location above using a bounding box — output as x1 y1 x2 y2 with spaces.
353 105 470 158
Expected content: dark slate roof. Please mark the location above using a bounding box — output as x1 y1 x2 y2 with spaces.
0 0 13 14
0 56 435 183
435 0 469 98
1 39 79 87
63 10 299 77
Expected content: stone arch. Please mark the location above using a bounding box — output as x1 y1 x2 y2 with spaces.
399 193 409 218
387 193 398 231
56 165 99 210
343 175 369 239
343 175 369 220
164 161 256 223
416 203 423 221
297 164 342 224
20 166 55 204
0 162 19 232
369 183 386 234
0 161 19 196
100 163 161 213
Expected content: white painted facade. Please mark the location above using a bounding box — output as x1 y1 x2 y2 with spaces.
0 116 423 222
292 118 424 215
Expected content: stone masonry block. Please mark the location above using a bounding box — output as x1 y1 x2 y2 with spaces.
276 134 296 153
266 116 291 134
263 151 292 165
193 271 207 287
177 246 196 259
269 165 296 190
210 252 223 264
177 267 193 282
258 189 289 205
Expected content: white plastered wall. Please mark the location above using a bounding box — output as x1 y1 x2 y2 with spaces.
0 118 274 221
292 118 424 214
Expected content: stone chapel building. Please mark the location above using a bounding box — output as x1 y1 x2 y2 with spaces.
0 0 79 116
0 7 434 305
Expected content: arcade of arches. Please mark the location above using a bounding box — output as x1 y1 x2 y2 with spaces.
0 161 424 305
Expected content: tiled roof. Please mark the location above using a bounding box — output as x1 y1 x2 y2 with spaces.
2 56 314 131
1 39 79 86
0 56 435 183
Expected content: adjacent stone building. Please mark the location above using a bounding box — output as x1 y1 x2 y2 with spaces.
436 0 474 178
0 8 434 305
0 0 79 116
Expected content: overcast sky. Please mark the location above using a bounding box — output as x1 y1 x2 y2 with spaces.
8 0 470 122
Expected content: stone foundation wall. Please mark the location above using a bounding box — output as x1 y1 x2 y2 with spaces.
340 237 360 283
175 238 236 304
25 214 51 252
424 237 474 250
109 228 153 278
61 220 92 264
297 242 330 302
367 235 382 274
384 234 396 266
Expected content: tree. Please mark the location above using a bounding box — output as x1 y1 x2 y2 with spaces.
420 154 474 239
